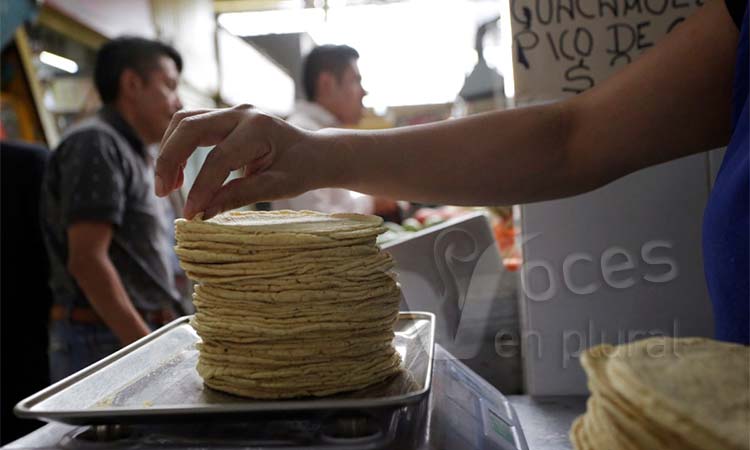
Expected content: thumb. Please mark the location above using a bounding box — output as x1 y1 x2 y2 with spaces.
201 171 298 219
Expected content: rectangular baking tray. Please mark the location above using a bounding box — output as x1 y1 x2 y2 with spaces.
15 312 435 425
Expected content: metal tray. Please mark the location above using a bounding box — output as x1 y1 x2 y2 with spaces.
15 312 435 425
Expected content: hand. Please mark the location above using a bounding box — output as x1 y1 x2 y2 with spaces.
155 104 318 219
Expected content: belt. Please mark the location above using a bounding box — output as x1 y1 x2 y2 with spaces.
50 304 176 327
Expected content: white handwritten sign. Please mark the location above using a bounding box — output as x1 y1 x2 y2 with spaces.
510 0 703 101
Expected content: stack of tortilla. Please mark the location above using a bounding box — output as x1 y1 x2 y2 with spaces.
174 210 403 399
571 336 749 450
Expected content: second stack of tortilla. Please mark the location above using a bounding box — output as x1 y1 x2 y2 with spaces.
570 336 750 450
175 210 403 399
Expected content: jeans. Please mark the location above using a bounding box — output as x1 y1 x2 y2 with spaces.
48 320 121 383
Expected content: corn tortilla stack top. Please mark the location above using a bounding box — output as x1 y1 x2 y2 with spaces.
176 210 384 234
175 210 403 400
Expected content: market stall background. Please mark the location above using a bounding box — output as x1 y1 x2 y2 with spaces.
1 0 726 446
1 0 520 443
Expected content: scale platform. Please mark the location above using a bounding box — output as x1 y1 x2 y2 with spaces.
7 344 542 449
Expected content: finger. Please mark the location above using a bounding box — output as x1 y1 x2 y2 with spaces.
157 109 235 196
156 108 245 197
242 146 274 177
157 110 214 195
175 169 184 191
202 171 295 219
183 130 271 219
161 109 215 152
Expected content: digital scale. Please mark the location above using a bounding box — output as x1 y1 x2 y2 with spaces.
7 344 532 450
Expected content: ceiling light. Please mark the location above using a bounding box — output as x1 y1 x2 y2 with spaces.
39 51 78 74
218 8 324 36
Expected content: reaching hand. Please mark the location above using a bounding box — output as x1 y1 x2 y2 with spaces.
155 104 319 219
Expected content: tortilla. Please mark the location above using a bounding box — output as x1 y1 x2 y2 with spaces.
570 338 750 450
177 210 384 234
175 210 404 399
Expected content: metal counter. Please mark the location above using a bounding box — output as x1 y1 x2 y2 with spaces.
507 396 587 450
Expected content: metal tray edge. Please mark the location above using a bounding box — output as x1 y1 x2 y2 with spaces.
14 316 192 420
15 312 436 424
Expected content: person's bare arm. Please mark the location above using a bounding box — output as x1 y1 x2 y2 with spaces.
327 0 737 204
67 221 151 345
155 0 737 217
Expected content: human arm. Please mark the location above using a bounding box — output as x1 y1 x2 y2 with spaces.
323 0 737 204
67 221 151 345
155 0 738 217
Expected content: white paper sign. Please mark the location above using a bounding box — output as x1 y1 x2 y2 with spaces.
510 0 703 101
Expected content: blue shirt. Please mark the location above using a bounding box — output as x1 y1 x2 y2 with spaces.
702 2 749 344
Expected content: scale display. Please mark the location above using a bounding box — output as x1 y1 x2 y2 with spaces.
429 345 528 450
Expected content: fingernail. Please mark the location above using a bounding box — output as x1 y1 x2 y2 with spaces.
155 174 166 196
184 198 195 218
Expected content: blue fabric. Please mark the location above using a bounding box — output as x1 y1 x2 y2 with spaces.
48 320 120 383
48 318 165 382
702 5 749 344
